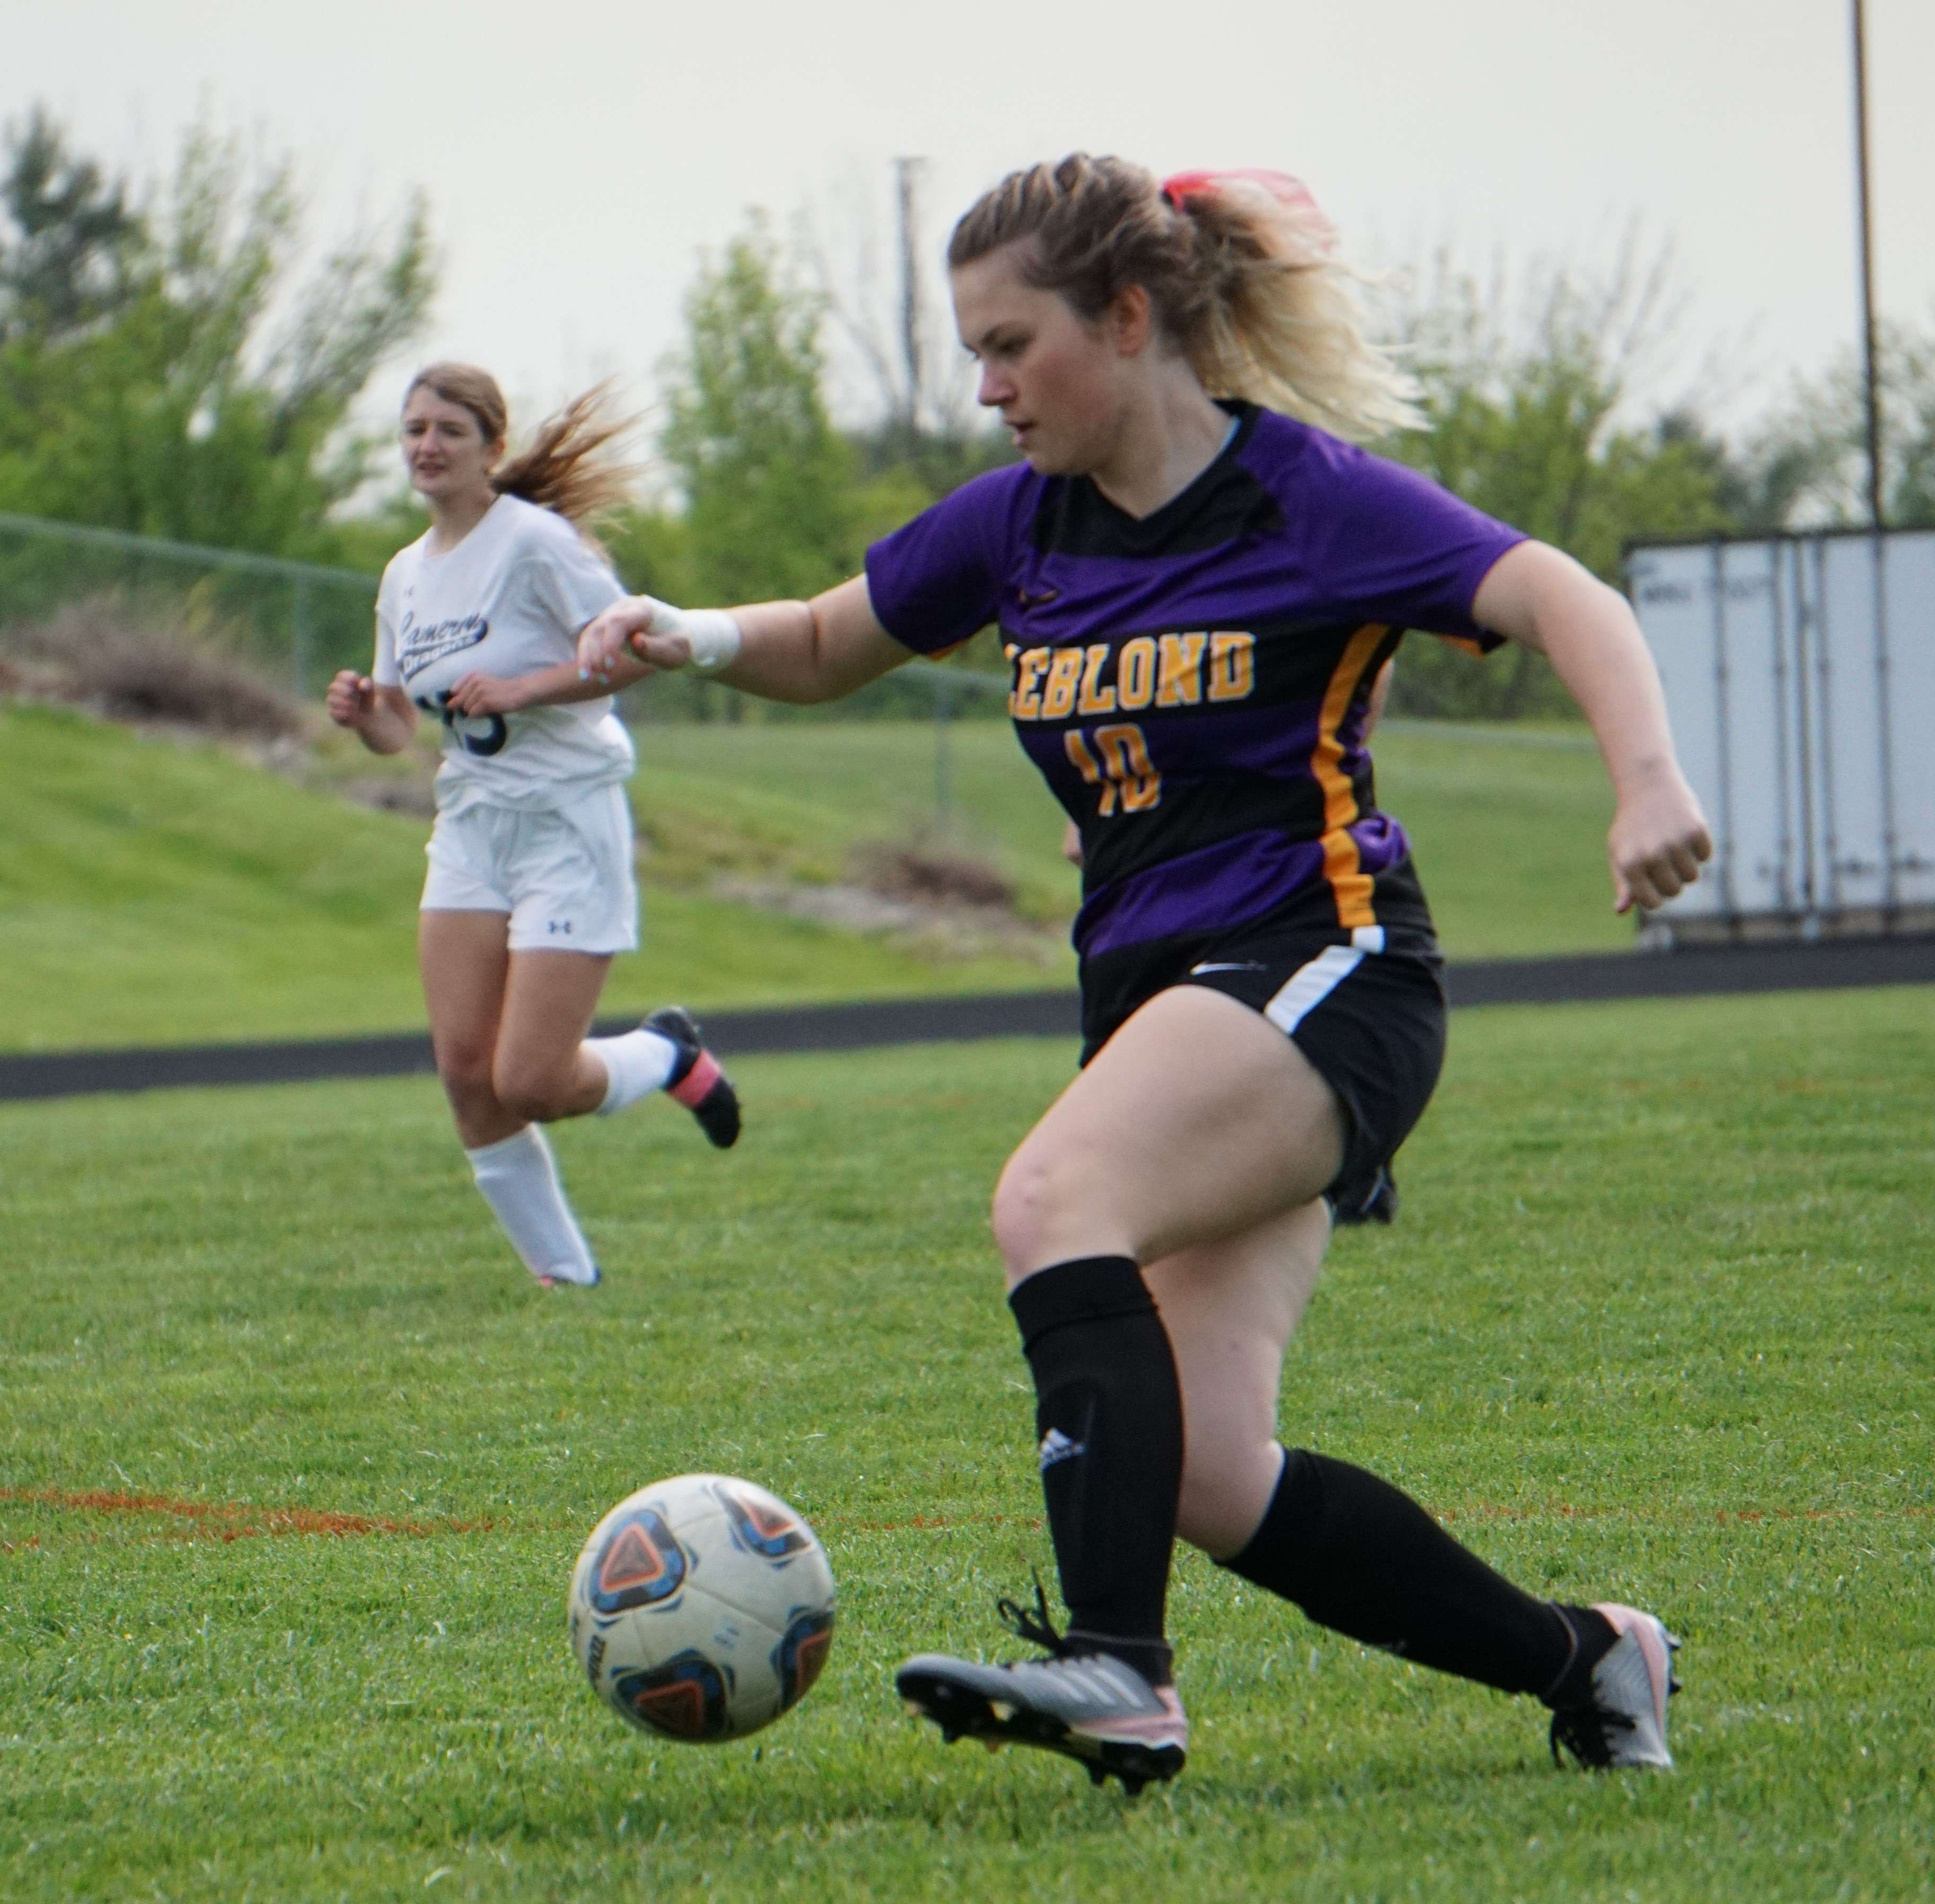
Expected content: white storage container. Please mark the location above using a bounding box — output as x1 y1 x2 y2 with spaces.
1628 530 1935 940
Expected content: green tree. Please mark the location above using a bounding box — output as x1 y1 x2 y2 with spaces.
1732 318 1935 531
0 107 144 340
647 211 958 719
1385 242 1731 718
0 109 435 562
658 212 860 608
804 159 1015 508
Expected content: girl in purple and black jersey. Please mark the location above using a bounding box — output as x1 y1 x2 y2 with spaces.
580 156 1712 1790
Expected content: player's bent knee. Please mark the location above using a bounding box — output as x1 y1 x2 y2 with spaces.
989 1149 1056 1275
498 1089 571 1125
435 1044 497 1101
493 1064 575 1125
1175 1450 1278 1562
990 1142 1118 1283
1174 1478 1251 1563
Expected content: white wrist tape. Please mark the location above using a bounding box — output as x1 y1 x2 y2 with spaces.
677 607 742 672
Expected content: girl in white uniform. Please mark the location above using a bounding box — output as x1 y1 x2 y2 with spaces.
327 363 739 1290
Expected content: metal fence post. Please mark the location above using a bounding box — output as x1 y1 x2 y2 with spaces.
292 576 312 700
1709 540 1738 923
1870 529 1897 924
934 673 955 833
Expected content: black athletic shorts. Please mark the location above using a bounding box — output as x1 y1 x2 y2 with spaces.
1077 871 1447 1226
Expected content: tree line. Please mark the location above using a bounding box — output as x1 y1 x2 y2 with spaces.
5 107 1931 718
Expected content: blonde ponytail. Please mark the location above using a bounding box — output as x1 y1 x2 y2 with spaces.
947 155 1421 443
1164 170 1422 439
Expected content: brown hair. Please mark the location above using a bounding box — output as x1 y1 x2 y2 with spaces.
403 363 639 523
947 154 1420 442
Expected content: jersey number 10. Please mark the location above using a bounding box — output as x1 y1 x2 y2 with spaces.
1065 724 1162 815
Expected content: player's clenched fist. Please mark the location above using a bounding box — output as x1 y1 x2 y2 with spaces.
326 669 378 729
577 596 740 684
1608 773 1713 914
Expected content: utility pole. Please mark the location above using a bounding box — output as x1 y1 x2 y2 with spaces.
1851 0 1885 528
1851 0 1899 925
893 156 928 451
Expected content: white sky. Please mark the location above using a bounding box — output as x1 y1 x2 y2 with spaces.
9 0 1934 446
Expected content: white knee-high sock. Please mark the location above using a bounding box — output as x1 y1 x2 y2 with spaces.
464 1125 599 1285
585 1026 680 1116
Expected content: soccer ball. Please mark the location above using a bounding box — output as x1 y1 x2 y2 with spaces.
568 1474 836 1743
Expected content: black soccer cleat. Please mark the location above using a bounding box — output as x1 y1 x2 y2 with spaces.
896 1586 1187 1796
644 1006 741 1149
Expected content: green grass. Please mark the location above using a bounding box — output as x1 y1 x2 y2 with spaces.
0 701 1626 1053
3 986 1930 1900
631 716 1078 922
1375 721 1624 958
631 717 1628 959
0 706 1061 1053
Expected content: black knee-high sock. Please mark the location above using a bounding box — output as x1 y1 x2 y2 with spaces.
1222 1448 1609 1701
1008 1256 1182 1685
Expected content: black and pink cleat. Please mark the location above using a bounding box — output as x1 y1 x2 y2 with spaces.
644 1007 741 1149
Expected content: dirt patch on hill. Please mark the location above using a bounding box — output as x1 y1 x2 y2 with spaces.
851 839 1018 910
713 874 1065 965
715 834 1065 966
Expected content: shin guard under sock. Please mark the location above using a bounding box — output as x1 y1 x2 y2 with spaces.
1222 1447 1582 1698
464 1125 598 1286
1008 1256 1182 1685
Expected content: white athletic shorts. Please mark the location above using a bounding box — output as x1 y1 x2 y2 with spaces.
421 783 639 954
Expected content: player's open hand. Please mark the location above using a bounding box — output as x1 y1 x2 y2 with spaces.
578 596 691 683
1607 769 1712 913
326 669 377 729
444 671 531 717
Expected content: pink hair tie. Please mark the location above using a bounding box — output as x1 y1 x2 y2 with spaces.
1159 168 1337 265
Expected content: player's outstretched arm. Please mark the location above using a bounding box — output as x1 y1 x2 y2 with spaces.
1472 540 1712 914
444 651 652 717
576 576 908 706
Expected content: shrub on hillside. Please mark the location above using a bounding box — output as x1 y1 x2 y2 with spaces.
852 838 1016 911
1 595 304 740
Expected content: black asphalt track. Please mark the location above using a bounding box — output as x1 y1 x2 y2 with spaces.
2 935 1929 1104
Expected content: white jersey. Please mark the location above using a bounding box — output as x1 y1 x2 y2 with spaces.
373 494 634 814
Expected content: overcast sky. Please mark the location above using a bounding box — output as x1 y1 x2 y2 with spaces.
10 0 1933 444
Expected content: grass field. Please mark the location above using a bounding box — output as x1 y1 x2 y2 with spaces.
0 705 1058 1053
0 701 1623 1053
629 715 1623 960
3 986 1930 1901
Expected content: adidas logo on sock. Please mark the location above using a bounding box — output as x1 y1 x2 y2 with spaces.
1039 1427 1087 1471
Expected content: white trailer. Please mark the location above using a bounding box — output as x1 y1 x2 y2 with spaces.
1627 529 1935 942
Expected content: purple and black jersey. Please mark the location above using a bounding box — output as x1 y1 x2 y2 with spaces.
864 402 1525 964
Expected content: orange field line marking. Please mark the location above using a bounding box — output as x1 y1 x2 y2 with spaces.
5 1488 1924 1554
1435 1501 1932 1527
0 1487 506 1542
824 1512 1043 1536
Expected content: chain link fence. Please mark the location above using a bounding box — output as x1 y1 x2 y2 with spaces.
0 511 381 698
0 510 1010 825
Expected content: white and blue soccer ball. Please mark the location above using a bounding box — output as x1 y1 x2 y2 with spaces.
568 1474 836 1742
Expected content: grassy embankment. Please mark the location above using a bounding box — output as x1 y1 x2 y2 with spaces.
2 986 1930 1900
0 701 1622 1052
